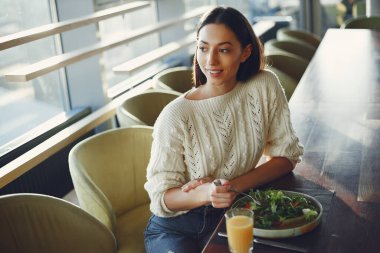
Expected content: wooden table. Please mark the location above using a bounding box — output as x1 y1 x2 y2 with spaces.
202 28 380 253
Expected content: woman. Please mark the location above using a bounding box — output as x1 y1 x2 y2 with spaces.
144 6 303 253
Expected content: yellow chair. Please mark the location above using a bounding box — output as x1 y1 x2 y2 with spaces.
266 67 298 101
265 52 308 82
276 28 321 49
69 126 153 253
153 66 194 93
264 39 316 62
116 89 180 127
0 193 116 253
265 53 309 100
341 16 380 29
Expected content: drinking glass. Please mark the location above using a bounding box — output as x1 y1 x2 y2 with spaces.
225 208 254 253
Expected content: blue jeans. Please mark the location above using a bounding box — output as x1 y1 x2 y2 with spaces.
144 205 225 253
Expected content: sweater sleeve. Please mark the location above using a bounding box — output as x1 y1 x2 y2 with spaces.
144 103 188 217
263 72 304 167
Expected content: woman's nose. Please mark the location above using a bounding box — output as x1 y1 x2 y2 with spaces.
207 49 219 65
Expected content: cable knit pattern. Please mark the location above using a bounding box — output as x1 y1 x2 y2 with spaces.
182 116 201 179
145 70 304 217
213 109 234 177
248 92 264 152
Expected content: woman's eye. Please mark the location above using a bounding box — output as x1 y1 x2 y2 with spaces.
220 48 229 53
198 46 207 52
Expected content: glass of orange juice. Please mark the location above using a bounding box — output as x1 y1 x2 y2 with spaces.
225 208 254 253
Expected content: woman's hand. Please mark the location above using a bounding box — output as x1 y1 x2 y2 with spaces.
181 177 214 192
209 179 237 208
179 178 237 209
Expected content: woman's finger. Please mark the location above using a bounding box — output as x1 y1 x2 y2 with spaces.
210 191 236 208
181 179 201 192
181 176 214 192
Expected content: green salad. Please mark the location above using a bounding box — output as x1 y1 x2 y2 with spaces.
233 189 319 229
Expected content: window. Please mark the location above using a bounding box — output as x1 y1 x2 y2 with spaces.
0 0 311 158
97 2 160 90
320 0 366 35
237 0 301 28
0 0 66 151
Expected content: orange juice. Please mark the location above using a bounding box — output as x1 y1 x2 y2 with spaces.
226 215 253 253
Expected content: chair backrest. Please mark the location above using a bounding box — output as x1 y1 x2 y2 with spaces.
276 28 321 49
265 52 309 82
265 39 316 62
153 66 194 93
116 89 180 127
69 126 153 231
341 15 380 29
265 67 298 101
0 193 116 253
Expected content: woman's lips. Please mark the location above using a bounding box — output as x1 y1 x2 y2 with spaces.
207 69 223 78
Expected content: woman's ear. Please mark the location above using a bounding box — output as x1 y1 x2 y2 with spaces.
241 44 253 63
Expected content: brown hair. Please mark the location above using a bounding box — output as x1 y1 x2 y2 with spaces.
193 6 265 87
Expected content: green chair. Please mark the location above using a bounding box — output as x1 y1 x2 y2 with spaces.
341 16 380 29
266 67 298 101
265 39 316 62
153 66 194 93
0 193 116 253
116 89 180 127
276 28 321 49
265 53 309 100
265 52 308 82
69 126 153 253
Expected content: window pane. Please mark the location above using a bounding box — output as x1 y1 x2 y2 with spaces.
97 3 160 89
219 0 301 28
0 0 65 149
320 0 366 34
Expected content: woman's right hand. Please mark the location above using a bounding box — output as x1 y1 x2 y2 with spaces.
209 179 237 208
180 178 237 209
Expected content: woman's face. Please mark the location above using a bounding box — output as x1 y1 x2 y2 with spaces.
197 23 251 88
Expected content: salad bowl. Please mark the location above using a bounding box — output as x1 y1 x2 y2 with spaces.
232 190 323 239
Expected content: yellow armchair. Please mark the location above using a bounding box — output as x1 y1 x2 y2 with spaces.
69 126 153 253
341 16 380 29
0 193 117 253
265 38 316 62
153 66 194 93
265 52 308 82
265 52 309 100
276 28 321 49
116 89 180 127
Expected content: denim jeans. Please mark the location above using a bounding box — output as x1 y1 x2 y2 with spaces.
144 205 225 253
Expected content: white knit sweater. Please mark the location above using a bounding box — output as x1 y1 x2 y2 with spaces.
145 70 304 217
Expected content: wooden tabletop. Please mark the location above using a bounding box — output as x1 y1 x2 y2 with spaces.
202 29 380 253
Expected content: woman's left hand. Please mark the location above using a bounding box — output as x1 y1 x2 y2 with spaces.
181 177 214 192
